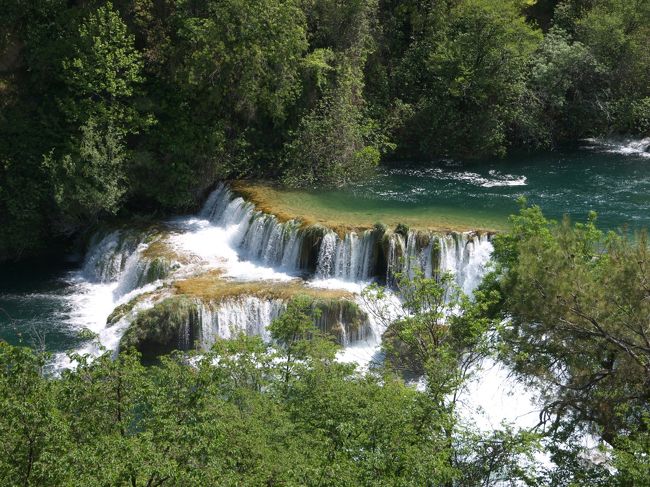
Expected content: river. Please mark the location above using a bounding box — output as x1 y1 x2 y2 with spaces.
1 138 648 364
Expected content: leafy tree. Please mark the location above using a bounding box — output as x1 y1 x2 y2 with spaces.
269 295 338 386
488 203 650 448
0 0 70 259
523 27 605 145
282 71 387 188
42 3 147 231
60 2 146 134
0 344 66 485
392 0 541 159
576 0 650 133
282 0 391 188
130 0 309 210
365 270 495 399
43 119 128 230
0 311 537 487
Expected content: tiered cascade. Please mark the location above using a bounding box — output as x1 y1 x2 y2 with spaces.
202 183 493 289
71 182 493 366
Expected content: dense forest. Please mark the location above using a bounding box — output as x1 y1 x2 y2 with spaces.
1 0 649 260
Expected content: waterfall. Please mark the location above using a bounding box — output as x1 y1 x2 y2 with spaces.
315 230 377 281
397 231 437 280
83 231 141 283
198 184 493 289
198 297 285 349
195 296 374 350
113 244 150 297
456 233 493 294
386 233 404 285
386 231 492 293
65 183 494 372
440 233 493 294
239 214 302 269
200 183 303 271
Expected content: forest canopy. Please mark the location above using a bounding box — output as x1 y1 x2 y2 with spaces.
1 0 649 259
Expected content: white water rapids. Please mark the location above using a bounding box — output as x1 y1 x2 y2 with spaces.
48 183 542 434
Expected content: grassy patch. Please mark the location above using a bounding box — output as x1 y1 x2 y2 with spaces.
173 271 352 303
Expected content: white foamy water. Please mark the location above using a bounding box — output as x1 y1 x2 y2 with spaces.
585 136 650 158
50 275 160 372
458 358 541 431
389 167 528 187
198 297 286 346
446 169 527 187
168 219 296 282
55 183 495 388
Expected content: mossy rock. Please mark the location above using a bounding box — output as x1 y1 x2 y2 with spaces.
107 292 157 327
107 299 138 327
139 257 174 286
312 298 370 344
120 296 201 360
173 272 353 303
394 223 410 239
411 230 432 250
373 222 388 234
298 224 328 272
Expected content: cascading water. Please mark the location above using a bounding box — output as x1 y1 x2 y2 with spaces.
83 231 141 283
198 183 493 289
82 230 172 297
386 230 493 293
63 184 548 459
162 296 376 352
199 183 303 271
198 297 285 347
315 231 377 281
439 232 493 294
53 182 494 375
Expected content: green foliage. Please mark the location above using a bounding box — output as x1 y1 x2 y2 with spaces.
2 0 650 259
0 344 65 485
282 76 385 187
522 26 605 145
370 270 497 399
0 334 536 486
282 0 390 188
269 295 339 387
386 0 542 158
489 203 650 451
613 416 650 485
60 2 146 133
43 119 128 228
